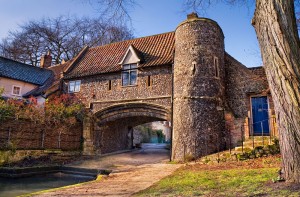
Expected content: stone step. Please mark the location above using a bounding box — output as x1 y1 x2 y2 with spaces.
245 136 271 141
242 140 272 147
243 136 274 146
234 139 275 152
234 147 253 152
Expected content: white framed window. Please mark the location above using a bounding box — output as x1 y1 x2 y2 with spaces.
68 80 81 93
11 85 21 96
122 64 137 86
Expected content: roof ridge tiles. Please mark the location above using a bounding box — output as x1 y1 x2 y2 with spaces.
65 32 175 79
89 31 175 51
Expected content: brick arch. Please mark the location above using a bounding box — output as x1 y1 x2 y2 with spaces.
94 102 171 125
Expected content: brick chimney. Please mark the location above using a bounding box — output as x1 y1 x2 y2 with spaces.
40 50 52 68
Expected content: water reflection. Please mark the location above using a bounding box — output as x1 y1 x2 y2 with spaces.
0 172 94 197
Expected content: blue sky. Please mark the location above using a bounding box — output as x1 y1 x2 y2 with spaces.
0 0 261 67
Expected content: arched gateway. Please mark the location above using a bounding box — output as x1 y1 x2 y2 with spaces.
83 102 171 155
64 13 273 161
95 103 171 124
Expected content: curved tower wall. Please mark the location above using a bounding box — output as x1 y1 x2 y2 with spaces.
172 14 226 161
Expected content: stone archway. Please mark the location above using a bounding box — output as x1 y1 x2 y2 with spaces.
83 103 171 155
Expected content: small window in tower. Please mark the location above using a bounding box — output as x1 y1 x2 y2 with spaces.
214 56 219 78
108 80 112 90
146 76 151 87
192 61 196 75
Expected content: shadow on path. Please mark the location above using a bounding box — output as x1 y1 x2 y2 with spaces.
33 143 180 197
68 143 170 172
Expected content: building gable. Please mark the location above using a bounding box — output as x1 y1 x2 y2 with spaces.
119 45 142 65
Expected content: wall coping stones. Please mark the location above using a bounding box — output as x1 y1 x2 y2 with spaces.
0 166 110 178
176 16 224 38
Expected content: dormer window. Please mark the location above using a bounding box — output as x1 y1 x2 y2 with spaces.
122 64 137 86
119 45 142 87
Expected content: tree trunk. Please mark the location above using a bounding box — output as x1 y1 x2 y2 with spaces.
252 0 300 183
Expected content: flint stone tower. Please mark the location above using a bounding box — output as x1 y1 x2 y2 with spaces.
172 13 226 161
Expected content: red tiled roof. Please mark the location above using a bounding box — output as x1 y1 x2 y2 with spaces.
65 32 175 78
48 61 71 80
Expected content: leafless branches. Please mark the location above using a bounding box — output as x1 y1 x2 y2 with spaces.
183 0 249 13
87 0 136 26
0 16 133 67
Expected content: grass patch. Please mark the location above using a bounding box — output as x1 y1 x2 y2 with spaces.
135 155 300 196
136 168 277 196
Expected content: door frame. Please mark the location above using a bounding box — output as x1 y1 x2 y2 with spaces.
250 95 271 136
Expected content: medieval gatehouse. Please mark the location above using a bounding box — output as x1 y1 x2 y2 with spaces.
60 13 275 161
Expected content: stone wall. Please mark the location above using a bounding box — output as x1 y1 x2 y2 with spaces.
93 121 129 154
224 54 275 145
0 119 82 151
172 15 226 161
65 65 172 112
92 116 165 154
225 112 247 146
225 54 269 118
67 65 172 155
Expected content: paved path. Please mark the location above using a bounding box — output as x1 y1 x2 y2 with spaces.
32 144 181 197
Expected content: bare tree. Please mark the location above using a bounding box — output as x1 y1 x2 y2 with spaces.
252 0 300 183
87 0 136 26
0 16 133 66
0 27 44 66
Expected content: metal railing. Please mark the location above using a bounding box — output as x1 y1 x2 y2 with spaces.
239 116 277 152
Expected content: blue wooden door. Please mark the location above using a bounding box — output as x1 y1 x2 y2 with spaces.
251 96 270 135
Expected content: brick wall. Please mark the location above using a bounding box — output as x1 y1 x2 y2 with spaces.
0 119 82 151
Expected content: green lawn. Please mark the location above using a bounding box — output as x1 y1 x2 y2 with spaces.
135 156 300 196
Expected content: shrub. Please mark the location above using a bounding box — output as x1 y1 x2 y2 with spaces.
45 94 86 126
0 94 86 126
236 138 280 161
0 99 21 122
